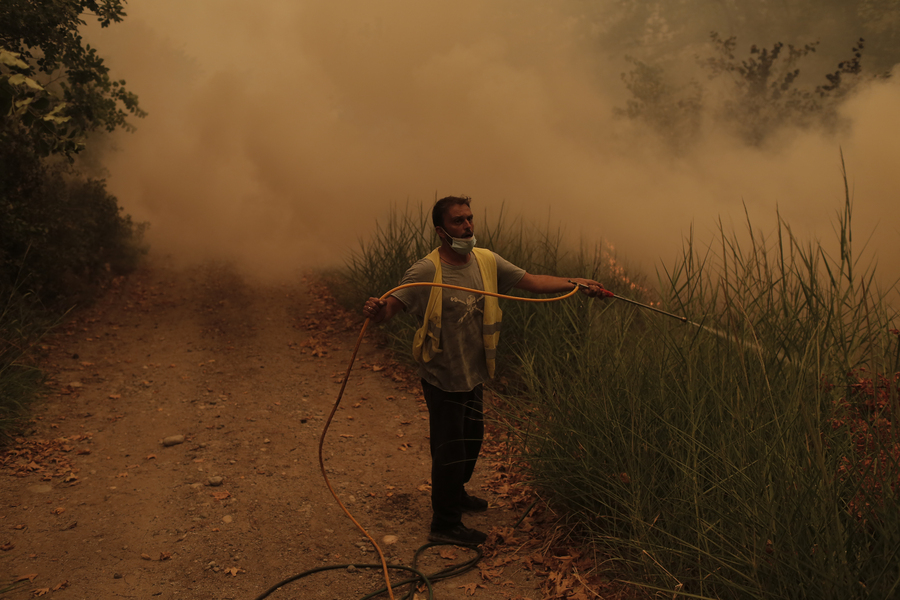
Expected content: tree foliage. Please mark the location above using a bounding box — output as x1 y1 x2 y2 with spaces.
0 138 146 308
0 0 144 157
703 33 865 144
619 33 871 147
616 59 703 150
1 2 147 429
576 0 900 74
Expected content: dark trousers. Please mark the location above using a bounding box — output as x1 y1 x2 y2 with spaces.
421 379 484 530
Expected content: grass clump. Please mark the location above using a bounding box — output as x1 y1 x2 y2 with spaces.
0 286 47 435
505 183 900 597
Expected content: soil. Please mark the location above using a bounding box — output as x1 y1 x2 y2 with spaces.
0 257 569 600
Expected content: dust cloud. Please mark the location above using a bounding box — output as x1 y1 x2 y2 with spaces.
85 1 899 289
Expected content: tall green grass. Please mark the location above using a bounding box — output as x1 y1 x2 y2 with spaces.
337 187 899 599
333 203 438 353
506 196 899 597
0 283 49 435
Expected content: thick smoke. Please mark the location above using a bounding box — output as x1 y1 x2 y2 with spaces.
86 1 899 287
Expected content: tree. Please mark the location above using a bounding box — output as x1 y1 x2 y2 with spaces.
1 1 147 429
615 58 703 150
0 0 148 303
617 33 870 147
0 0 144 157
573 1 899 74
703 33 866 144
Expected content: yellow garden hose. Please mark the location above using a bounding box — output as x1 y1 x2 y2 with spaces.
317 281 583 599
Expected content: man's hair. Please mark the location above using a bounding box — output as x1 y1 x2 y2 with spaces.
432 196 472 228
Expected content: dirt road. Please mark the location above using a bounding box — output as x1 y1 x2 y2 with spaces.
1 259 551 600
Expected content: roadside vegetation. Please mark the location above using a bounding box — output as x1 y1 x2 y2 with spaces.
1 1 146 436
337 171 899 598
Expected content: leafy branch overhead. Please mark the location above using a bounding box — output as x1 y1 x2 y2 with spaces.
702 34 822 102
619 32 871 147
0 0 145 157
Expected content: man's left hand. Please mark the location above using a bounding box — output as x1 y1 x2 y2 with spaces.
570 279 614 299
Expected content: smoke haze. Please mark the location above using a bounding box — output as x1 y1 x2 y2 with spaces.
86 1 900 288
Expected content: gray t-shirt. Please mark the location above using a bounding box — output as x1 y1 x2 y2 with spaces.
392 252 526 392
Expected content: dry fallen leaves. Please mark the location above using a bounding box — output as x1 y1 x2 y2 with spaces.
479 565 504 582
0 434 92 479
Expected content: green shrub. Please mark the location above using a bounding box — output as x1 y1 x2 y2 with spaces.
0 137 146 308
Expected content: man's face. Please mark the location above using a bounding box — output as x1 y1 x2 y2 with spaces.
439 204 474 241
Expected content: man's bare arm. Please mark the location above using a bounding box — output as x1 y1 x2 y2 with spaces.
515 273 612 298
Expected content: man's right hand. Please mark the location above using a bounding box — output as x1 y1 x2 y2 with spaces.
362 295 406 323
363 297 386 320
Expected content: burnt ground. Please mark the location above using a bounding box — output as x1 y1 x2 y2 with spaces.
0 258 633 600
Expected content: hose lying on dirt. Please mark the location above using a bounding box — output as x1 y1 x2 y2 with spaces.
252 543 481 600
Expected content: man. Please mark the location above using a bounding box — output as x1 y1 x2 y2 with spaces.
362 196 611 546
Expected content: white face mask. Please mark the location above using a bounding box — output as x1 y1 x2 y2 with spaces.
440 230 477 255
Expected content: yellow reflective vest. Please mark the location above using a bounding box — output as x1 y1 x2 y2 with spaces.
411 248 502 378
